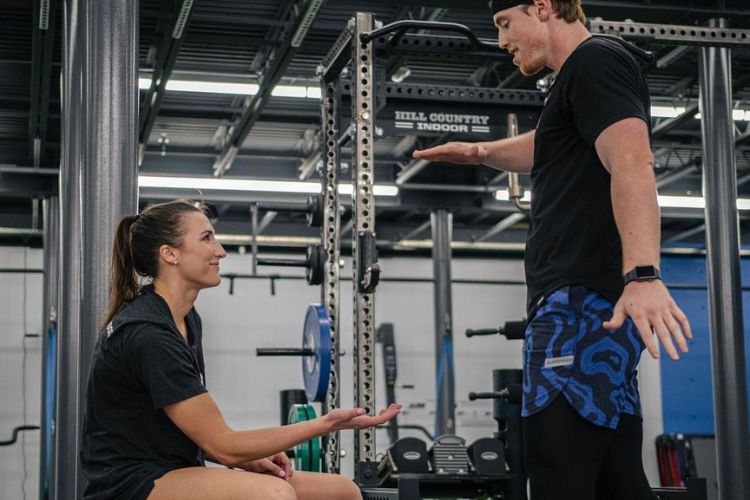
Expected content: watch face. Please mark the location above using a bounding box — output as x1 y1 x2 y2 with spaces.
634 266 657 279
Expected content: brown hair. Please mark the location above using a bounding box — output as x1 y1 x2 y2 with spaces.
103 199 205 326
490 0 586 23
549 0 585 23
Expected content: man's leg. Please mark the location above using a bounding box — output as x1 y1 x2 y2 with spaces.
524 395 613 500
595 413 657 500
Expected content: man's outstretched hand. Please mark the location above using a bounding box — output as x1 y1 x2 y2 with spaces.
324 404 402 433
412 142 487 165
603 280 692 360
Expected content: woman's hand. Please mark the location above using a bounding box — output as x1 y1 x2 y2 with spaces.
323 403 402 433
235 452 293 480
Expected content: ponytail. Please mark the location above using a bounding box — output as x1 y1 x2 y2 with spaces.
103 215 140 327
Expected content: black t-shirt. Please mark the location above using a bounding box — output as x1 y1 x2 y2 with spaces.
81 286 207 500
524 36 652 314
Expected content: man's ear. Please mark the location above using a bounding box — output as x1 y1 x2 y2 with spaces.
533 0 553 21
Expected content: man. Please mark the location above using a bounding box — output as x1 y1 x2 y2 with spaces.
413 1 692 498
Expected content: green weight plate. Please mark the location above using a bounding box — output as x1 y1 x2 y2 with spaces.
303 405 321 472
288 404 312 471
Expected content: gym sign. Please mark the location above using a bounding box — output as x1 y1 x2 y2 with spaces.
393 110 492 134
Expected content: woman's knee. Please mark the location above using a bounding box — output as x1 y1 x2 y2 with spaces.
256 477 297 500
328 474 362 500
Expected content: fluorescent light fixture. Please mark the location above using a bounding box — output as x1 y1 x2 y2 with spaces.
651 105 686 118
651 104 750 122
694 109 750 121
495 190 532 202
138 78 320 98
494 190 750 210
658 195 750 210
138 175 398 196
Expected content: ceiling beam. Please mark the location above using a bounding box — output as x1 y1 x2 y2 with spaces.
211 0 324 177
472 212 525 243
138 0 196 165
28 0 58 166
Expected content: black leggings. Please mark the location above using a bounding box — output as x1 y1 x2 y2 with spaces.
523 395 657 500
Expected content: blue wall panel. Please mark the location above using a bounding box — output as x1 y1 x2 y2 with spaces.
660 255 750 434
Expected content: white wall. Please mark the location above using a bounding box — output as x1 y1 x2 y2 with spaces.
0 247 43 500
0 247 663 500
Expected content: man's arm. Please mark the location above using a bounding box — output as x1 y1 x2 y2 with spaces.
164 392 400 468
597 117 692 360
412 130 535 174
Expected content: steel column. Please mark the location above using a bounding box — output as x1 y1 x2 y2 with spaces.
431 209 455 436
351 12 377 465
40 196 59 499
58 1 139 497
698 17 750 500
320 76 342 473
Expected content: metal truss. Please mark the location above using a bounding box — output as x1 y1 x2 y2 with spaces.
590 19 750 47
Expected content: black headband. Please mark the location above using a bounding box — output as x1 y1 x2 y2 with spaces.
489 0 534 16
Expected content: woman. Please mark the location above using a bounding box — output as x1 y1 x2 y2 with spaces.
81 200 400 499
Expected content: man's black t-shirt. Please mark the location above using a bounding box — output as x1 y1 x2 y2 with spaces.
524 36 652 314
81 286 208 499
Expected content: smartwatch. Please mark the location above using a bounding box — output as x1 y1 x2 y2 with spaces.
623 265 661 285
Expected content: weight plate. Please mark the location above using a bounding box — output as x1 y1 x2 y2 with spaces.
288 404 312 472
303 405 321 472
302 304 331 402
305 245 324 286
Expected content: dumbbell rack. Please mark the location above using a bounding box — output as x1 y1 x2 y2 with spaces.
362 473 512 500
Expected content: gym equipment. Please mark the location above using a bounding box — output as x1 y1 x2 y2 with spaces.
287 404 321 472
465 319 526 340
468 369 527 500
467 437 506 475
280 389 307 425
653 478 708 500
253 195 324 229
256 304 331 402
378 437 430 485
0 425 40 446
255 244 325 286
429 435 470 475
376 323 399 444
468 384 522 405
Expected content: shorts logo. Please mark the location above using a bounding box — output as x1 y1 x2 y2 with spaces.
544 355 574 368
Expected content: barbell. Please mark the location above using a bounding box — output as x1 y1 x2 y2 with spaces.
256 304 332 402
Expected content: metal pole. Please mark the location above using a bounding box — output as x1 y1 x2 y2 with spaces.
58 1 138 497
431 209 455 436
320 74 343 472
351 11 377 470
40 197 59 499
699 17 750 500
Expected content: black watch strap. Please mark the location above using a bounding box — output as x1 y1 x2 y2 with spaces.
623 265 661 285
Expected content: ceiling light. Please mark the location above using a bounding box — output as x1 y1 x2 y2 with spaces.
138 78 320 99
658 195 750 210
138 175 398 196
494 190 532 202
495 190 750 210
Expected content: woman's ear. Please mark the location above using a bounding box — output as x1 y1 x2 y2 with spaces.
158 244 179 266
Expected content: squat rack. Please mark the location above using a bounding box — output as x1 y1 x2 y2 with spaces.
317 12 544 480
